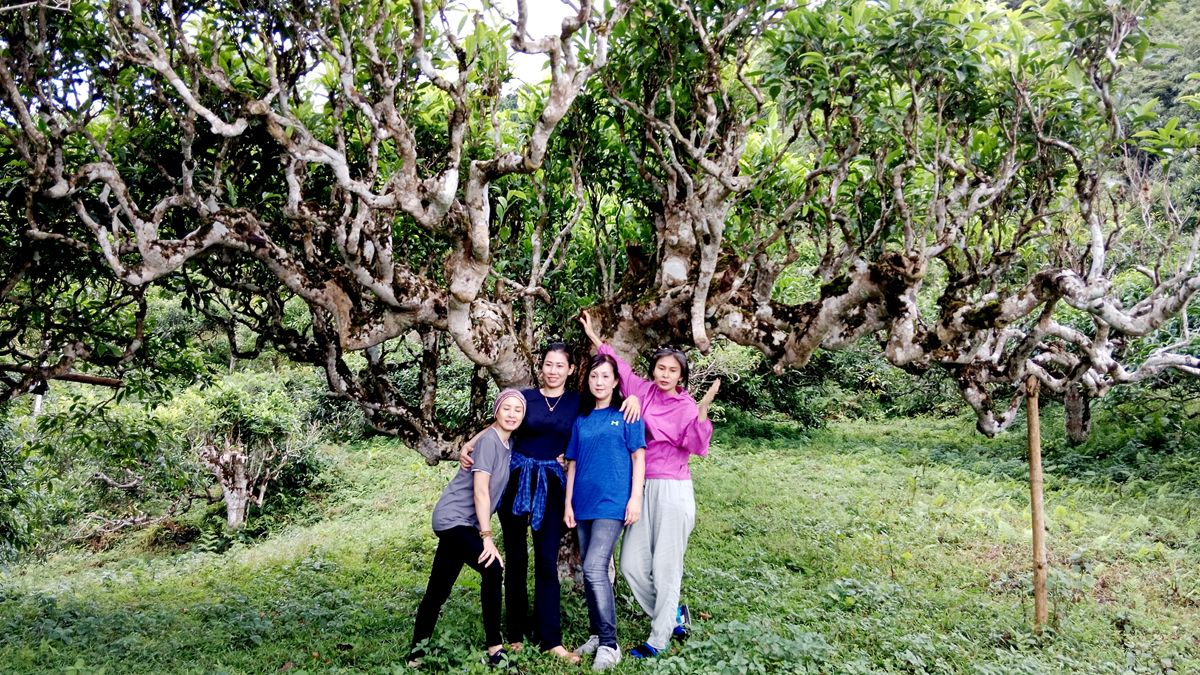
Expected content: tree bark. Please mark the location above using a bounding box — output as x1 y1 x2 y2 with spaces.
1064 383 1092 445
558 529 584 588
199 440 254 530
222 468 250 530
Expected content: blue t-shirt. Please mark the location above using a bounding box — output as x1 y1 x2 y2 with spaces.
514 389 583 461
565 407 646 521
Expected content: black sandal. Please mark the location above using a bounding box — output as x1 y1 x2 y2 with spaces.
485 648 514 670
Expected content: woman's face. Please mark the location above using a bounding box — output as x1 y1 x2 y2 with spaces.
495 398 526 432
588 362 617 403
541 351 575 390
652 356 683 392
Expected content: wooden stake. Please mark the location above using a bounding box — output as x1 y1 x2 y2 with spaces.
1026 375 1049 632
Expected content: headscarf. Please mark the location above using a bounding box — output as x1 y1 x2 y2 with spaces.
493 388 527 418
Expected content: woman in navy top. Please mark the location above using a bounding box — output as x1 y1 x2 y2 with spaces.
460 343 640 664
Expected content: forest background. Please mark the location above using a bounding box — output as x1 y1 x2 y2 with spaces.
4 0 1200 672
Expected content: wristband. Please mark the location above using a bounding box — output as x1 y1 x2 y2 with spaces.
480 530 493 539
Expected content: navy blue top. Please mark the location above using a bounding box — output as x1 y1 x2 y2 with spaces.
565 407 646 521
513 388 583 461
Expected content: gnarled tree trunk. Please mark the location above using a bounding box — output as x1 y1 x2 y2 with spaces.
200 441 252 530
199 437 294 530
1064 383 1093 445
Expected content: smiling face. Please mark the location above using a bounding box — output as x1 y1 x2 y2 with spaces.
541 350 575 392
494 397 526 432
652 355 683 392
588 362 617 407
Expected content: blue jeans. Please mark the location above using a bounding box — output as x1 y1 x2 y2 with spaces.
576 518 624 649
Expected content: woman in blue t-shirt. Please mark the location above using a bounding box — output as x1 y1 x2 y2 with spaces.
563 354 647 670
459 344 640 664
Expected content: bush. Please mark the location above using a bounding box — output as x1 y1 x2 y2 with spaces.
15 367 358 552
0 408 41 557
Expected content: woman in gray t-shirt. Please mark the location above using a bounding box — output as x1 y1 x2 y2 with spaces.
409 390 525 668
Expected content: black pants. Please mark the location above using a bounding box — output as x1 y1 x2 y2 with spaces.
410 526 504 659
498 469 565 650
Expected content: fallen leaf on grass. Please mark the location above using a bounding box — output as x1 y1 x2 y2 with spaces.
698 611 713 620
279 662 295 672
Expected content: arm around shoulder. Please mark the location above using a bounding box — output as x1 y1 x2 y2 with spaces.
470 431 502 475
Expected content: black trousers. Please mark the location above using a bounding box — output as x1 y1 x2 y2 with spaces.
498 469 566 650
410 526 504 659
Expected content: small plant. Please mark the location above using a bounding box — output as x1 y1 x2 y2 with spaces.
822 578 898 611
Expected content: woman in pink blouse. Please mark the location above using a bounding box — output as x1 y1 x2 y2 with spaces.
579 312 720 659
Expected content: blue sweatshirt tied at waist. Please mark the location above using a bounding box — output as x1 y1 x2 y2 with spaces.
510 453 566 531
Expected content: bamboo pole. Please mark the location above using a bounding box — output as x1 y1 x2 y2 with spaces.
1026 375 1049 632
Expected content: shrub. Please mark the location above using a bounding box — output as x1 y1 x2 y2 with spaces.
16 367 355 551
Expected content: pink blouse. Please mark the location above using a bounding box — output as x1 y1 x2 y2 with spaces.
598 344 713 480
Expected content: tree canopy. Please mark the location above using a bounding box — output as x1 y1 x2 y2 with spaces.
3 0 1200 459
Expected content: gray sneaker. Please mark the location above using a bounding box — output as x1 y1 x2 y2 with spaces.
574 635 600 655
592 645 621 671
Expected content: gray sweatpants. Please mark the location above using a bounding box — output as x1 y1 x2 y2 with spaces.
619 478 696 651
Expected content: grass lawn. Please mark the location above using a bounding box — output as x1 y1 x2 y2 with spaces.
1 416 1197 674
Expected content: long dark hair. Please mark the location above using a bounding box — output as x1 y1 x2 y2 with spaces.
647 347 689 389
579 354 624 417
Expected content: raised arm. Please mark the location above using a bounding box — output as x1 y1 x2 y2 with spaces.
682 379 720 457
697 379 720 424
580 311 652 400
579 310 605 351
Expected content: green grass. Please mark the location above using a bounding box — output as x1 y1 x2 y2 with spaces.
2 416 1199 674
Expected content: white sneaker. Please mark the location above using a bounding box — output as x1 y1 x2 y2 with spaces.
574 635 600 655
592 645 621 671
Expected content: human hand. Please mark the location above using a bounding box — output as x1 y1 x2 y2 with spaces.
624 497 642 525
564 505 576 529
479 536 504 568
556 453 566 469
620 394 642 422
578 311 602 348
697 378 721 423
459 444 475 471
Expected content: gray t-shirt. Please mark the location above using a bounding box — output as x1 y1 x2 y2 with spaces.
431 427 512 532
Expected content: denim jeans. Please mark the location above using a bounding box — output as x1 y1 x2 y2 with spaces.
576 518 624 649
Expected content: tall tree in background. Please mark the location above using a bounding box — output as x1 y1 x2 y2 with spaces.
0 0 628 460
591 0 1200 441
3 0 1199 457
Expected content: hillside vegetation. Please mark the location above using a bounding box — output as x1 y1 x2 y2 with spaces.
1 416 1196 675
